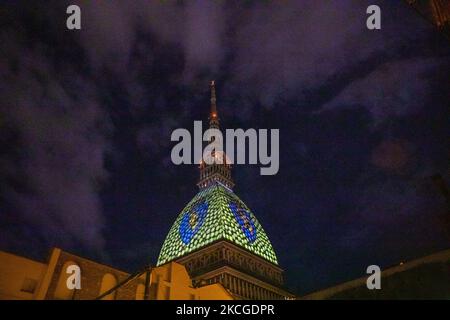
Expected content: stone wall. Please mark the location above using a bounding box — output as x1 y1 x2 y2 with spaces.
44 250 144 300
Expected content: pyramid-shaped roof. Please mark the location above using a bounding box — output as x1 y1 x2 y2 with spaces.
157 183 278 266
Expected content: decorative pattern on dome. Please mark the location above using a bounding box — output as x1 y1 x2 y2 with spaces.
229 201 257 243
179 200 209 245
157 184 278 266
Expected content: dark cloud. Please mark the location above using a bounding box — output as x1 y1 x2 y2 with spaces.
0 25 110 255
0 0 449 294
74 0 224 78
371 139 413 172
65 0 446 120
320 57 445 124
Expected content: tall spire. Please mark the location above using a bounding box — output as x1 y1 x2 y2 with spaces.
198 81 234 191
209 80 220 129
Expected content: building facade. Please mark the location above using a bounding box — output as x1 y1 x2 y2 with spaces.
0 248 232 300
302 249 450 299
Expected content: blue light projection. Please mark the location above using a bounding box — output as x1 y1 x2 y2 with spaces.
229 201 257 243
179 201 209 244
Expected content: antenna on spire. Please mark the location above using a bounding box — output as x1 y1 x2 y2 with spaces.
209 80 219 128
198 80 234 190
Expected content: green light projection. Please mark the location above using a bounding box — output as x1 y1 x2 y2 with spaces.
157 184 278 266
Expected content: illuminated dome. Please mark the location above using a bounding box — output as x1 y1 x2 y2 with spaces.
157 80 278 268
156 81 289 300
157 183 278 266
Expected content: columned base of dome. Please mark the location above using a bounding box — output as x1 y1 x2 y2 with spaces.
175 240 294 300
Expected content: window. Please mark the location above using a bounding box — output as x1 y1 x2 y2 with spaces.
99 273 118 300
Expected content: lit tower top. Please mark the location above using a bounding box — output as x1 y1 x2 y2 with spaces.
197 80 234 191
157 81 279 267
209 80 219 129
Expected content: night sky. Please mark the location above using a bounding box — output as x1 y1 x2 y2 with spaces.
0 1 449 295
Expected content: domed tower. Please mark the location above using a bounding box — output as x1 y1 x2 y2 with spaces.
157 81 291 300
